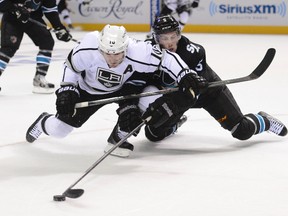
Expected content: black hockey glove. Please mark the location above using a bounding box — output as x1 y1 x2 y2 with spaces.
142 96 179 128
176 4 190 14
177 69 208 99
117 104 142 135
55 26 72 42
56 85 80 118
11 4 30 23
191 0 200 8
81 0 91 5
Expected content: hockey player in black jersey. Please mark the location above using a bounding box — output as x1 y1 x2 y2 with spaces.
143 15 287 143
108 14 287 158
0 0 72 93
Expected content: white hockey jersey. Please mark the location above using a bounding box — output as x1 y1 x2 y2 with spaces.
63 31 188 95
164 0 191 11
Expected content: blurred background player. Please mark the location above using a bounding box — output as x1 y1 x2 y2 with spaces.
0 0 72 93
161 0 200 31
57 0 74 29
57 0 91 30
147 0 199 39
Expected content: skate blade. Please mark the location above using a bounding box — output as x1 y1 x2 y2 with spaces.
104 143 131 158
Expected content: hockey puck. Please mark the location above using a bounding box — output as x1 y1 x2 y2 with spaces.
53 195 66 202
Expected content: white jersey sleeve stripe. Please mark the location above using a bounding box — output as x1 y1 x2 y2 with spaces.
165 50 186 69
126 56 159 67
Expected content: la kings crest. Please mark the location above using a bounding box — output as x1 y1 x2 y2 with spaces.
96 65 133 88
97 67 122 88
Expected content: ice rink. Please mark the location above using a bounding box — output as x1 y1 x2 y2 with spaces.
0 30 288 216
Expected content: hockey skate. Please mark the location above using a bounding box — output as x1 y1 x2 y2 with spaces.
33 75 55 94
171 115 188 134
104 125 134 158
26 112 51 143
258 111 287 136
68 24 74 29
177 115 188 129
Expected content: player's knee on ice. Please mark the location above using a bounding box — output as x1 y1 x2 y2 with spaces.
145 125 176 142
231 116 256 140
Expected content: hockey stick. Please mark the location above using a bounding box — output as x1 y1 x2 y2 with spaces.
53 120 147 201
28 18 80 43
75 48 276 108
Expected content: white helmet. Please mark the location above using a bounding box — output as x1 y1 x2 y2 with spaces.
99 24 129 54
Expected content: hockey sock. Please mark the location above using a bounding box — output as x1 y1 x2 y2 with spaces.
35 50 52 76
0 52 11 72
44 116 74 138
245 113 270 134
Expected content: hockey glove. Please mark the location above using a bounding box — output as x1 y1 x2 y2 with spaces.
191 0 200 8
142 96 179 128
11 4 30 23
55 26 72 42
177 69 208 99
56 85 80 118
81 0 91 5
117 104 142 135
176 4 190 14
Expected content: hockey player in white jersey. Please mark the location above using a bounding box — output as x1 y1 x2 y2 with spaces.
25 24 207 152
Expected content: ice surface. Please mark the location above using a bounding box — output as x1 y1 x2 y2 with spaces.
0 31 287 216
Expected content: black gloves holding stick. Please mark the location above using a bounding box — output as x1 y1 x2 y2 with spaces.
143 69 208 128
55 26 72 42
117 103 143 136
56 85 80 118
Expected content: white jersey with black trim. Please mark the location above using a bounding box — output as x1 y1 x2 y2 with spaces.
164 0 191 11
63 31 188 95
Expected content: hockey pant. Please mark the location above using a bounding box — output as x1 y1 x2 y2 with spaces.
0 13 54 75
138 86 186 142
41 87 136 138
145 85 267 142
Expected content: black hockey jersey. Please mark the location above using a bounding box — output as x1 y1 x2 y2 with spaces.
0 0 64 29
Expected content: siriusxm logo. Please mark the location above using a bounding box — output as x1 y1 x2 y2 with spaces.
209 1 286 17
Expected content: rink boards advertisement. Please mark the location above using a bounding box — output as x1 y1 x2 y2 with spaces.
66 0 288 34
0 0 286 34
189 0 288 33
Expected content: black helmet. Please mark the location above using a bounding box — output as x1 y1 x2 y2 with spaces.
152 15 181 36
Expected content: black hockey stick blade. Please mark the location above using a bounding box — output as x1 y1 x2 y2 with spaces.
63 188 85 199
56 121 145 200
208 48 276 88
249 48 276 78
